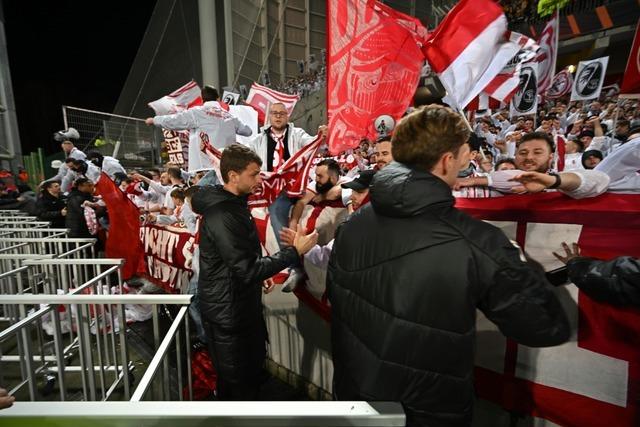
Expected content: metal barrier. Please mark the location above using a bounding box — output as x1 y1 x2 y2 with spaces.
0 237 96 259
0 401 405 426
0 293 192 403
0 227 69 239
0 220 50 229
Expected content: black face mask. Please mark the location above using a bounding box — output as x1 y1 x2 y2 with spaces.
316 180 334 195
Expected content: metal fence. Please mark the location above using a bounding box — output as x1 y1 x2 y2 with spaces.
62 106 162 169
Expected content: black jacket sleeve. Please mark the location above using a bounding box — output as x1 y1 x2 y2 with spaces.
36 200 63 221
567 256 640 307
207 210 299 285
476 231 571 347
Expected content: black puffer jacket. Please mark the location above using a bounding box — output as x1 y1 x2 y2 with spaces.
191 185 299 383
567 256 640 307
327 163 570 427
36 192 67 228
65 189 94 238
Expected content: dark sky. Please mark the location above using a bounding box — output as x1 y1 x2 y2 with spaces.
3 0 157 156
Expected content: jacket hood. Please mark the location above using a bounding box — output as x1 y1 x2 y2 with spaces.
191 185 246 215
370 162 454 217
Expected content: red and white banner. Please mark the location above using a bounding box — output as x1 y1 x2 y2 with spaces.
201 136 322 209
571 57 609 101
482 32 540 104
140 224 195 292
327 0 428 154
620 21 640 98
289 192 640 426
456 193 640 427
423 0 523 109
148 80 203 115
536 12 559 97
546 68 574 99
245 82 299 118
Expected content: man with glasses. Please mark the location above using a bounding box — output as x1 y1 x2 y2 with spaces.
246 102 327 247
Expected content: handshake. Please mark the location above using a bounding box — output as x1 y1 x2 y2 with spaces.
280 225 318 256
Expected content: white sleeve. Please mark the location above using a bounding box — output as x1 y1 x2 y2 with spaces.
148 180 169 195
303 240 334 271
234 117 253 136
153 109 198 131
560 170 609 199
486 169 523 192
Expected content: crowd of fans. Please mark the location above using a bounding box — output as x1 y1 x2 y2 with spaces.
270 65 326 98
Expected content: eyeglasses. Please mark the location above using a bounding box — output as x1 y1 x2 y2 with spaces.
269 111 287 117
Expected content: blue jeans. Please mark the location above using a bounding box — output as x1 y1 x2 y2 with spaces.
268 191 294 249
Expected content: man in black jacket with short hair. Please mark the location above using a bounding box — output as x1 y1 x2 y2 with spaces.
328 105 570 427
191 144 318 400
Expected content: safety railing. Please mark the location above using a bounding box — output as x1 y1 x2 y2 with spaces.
0 227 69 239
0 293 192 403
0 237 96 259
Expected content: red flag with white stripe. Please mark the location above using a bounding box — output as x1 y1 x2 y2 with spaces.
423 0 523 109
148 80 203 115
245 82 300 118
481 32 539 104
536 12 559 97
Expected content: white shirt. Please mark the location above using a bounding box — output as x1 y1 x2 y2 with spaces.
595 137 640 193
153 101 253 172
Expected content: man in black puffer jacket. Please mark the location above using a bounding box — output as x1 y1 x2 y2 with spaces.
328 105 570 427
191 144 318 400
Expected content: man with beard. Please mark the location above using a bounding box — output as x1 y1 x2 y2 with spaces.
65 158 101 185
246 102 327 247
456 132 610 198
373 136 393 170
190 144 318 400
289 158 344 230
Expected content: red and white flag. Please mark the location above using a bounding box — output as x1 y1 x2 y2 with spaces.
148 80 203 115
327 0 428 154
467 93 503 111
620 21 640 98
201 136 322 209
423 0 524 109
481 32 539 104
536 12 559 96
546 68 574 99
245 82 300 117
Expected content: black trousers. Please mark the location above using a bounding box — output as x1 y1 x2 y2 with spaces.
203 320 266 401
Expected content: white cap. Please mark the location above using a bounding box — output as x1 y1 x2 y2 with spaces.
51 160 63 169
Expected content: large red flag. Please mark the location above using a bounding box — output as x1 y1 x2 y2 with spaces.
94 173 146 280
620 21 640 97
327 0 428 154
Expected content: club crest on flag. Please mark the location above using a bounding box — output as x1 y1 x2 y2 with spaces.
577 62 604 98
547 69 573 99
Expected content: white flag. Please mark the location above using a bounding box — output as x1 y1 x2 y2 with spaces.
510 62 538 117
570 57 609 101
536 13 559 96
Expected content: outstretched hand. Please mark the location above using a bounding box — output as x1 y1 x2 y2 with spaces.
508 171 555 194
553 242 581 264
293 225 318 256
